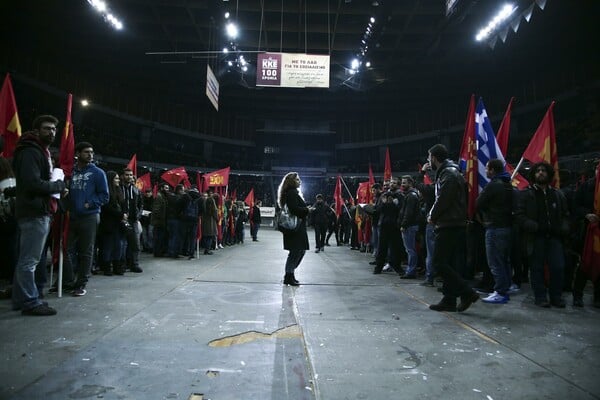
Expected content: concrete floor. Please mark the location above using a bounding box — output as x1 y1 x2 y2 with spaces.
1 228 599 400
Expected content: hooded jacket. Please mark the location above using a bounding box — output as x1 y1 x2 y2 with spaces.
68 162 109 218
12 133 65 218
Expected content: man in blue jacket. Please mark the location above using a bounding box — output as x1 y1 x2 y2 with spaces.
64 142 108 296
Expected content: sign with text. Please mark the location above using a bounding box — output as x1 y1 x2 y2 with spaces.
206 65 219 111
256 52 330 88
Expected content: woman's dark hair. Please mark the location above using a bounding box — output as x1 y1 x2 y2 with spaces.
106 170 124 203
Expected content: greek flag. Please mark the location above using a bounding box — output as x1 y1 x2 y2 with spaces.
475 98 506 192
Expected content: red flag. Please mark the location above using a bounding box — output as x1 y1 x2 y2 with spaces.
459 94 477 219
496 97 515 155
384 148 392 182
334 175 343 217
521 101 560 188
152 183 158 198
582 162 600 281
182 177 192 189
244 188 255 207
196 171 202 189
135 173 151 192
126 154 137 177
356 182 370 204
230 188 237 201
204 167 230 188
161 166 188 188
368 163 375 186
505 164 529 190
418 163 433 185
0 73 22 158
59 94 75 178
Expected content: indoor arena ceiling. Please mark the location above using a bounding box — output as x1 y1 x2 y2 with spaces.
1 0 599 115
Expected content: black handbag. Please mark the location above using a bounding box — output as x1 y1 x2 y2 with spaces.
275 205 300 233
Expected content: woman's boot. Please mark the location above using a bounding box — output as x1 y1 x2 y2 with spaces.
283 273 299 286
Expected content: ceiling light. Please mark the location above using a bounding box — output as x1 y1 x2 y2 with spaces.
227 61 233 66
351 59 360 69
87 0 124 31
365 61 371 68
370 17 375 23
226 22 238 39
475 3 517 42
222 47 229 53
224 12 230 19
81 99 90 107
241 66 248 72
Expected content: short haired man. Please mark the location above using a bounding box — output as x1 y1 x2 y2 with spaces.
398 175 420 279
250 200 262 241
63 142 109 296
121 167 143 272
427 144 479 312
476 159 514 304
12 115 67 315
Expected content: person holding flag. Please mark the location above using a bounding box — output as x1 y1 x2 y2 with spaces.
12 115 68 315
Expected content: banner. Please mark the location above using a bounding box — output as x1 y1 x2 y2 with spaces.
256 52 330 88
206 65 219 111
0 73 22 158
59 94 75 178
203 167 230 191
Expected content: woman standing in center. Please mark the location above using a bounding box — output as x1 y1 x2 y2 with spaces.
278 172 309 286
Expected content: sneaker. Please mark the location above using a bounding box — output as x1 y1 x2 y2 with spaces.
382 263 392 272
218 244 224 249
474 287 493 295
130 266 143 273
482 291 509 304
429 299 457 312
22 304 57 316
72 288 87 297
507 283 520 295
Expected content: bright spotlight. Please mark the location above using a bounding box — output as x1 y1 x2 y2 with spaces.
224 12 230 19
351 59 360 69
222 47 229 53
365 61 371 68
226 22 238 39
475 3 516 41
81 99 90 107
227 61 233 66
241 65 248 72
370 17 375 23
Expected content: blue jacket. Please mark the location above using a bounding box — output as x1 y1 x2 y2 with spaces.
68 163 109 218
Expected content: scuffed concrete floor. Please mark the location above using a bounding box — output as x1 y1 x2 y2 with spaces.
1 228 599 400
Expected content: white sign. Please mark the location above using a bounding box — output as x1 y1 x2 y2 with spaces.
256 52 330 88
206 65 219 111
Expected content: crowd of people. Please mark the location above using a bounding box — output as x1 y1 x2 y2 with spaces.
286 144 599 313
1 115 598 317
0 114 264 316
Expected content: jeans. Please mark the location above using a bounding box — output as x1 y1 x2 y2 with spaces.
529 236 565 302
425 223 436 282
12 216 51 311
125 220 141 267
64 213 100 289
285 249 306 273
167 218 182 257
141 223 153 251
100 231 123 265
251 222 260 240
314 223 327 249
485 227 512 295
401 225 419 276
371 225 380 257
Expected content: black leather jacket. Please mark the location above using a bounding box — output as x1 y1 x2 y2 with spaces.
429 159 466 229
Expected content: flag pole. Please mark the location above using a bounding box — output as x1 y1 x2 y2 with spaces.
57 213 64 298
338 177 354 218
511 157 525 180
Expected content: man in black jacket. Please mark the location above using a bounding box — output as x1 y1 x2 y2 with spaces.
427 144 479 312
250 200 262 241
121 168 143 273
516 162 569 308
475 159 514 304
12 115 67 316
399 175 420 279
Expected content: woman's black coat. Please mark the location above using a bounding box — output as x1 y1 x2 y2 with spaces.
281 187 310 251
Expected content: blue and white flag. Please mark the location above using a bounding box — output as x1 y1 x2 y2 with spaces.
475 98 506 192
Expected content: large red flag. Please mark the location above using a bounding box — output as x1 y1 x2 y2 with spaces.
0 73 22 158
135 173 151 192
126 154 137 177
368 163 375 186
356 182 370 204
581 162 600 281
244 188 255 207
59 93 75 178
334 175 343 217
521 101 560 188
204 167 231 189
496 97 514 155
459 94 477 219
161 166 188 188
495 97 529 189
384 148 392 182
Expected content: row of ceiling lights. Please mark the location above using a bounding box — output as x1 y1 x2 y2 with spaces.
349 16 375 74
86 0 123 30
222 13 249 73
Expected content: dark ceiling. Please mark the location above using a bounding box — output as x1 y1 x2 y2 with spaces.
1 0 599 118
